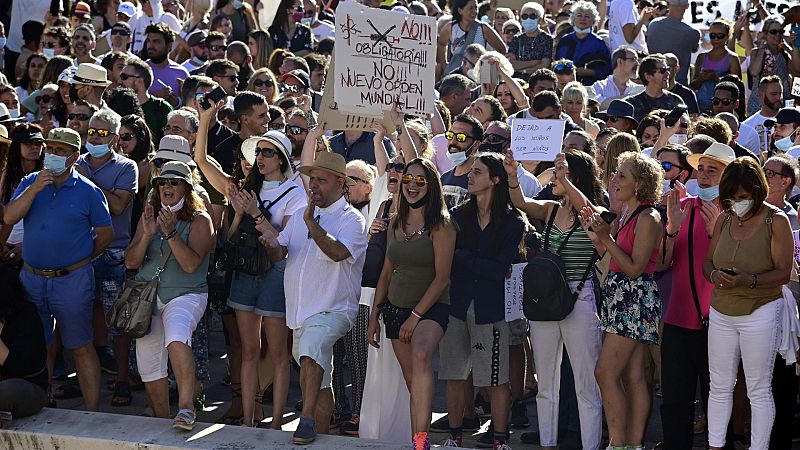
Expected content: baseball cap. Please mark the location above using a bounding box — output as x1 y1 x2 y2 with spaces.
764 107 800 128
117 1 136 18
280 70 311 89
73 1 92 18
45 128 82 151
186 30 208 48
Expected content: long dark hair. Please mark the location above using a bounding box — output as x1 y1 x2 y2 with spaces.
18 54 47 91
455 153 523 254
393 158 451 233
241 142 290 193
272 0 296 29
564 149 604 207
120 115 154 163
3 123 44 204
450 0 474 24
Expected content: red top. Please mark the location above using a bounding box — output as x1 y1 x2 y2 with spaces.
610 204 659 275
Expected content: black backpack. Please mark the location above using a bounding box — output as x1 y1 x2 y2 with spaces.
523 205 595 321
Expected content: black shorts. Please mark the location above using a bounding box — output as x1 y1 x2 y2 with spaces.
380 300 449 339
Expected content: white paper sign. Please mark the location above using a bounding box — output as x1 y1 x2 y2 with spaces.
334 2 437 116
505 263 526 323
510 119 565 162
792 78 800 98
682 0 795 29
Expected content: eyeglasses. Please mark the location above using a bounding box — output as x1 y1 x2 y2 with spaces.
620 56 639 64
484 133 510 143
763 168 791 179
280 83 301 93
766 28 784 35
209 45 228 52
519 13 539 20
255 146 277 158
68 113 90 121
401 174 428 187
661 161 684 172
110 29 131 36
87 128 111 137
651 67 670 74
287 124 307 135
709 32 727 40
119 133 135 141
253 78 274 88
349 176 368 184
554 61 575 72
385 162 406 172
445 130 477 142
504 28 519 34
268 122 286 131
712 97 734 106
119 73 140 81
163 125 186 134
156 179 181 187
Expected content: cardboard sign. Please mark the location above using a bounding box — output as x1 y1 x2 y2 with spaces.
510 119 565 162
496 0 526 10
505 263 526 323
334 2 437 117
319 55 395 132
480 63 499 85
257 0 281 29
682 0 795 29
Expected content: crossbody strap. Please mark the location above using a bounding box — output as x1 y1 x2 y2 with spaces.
259 184 298 217
152 222 187 280
687 204 708 328
545 204 580 255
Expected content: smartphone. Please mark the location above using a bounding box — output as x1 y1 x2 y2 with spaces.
664 105 688 127
200 86 228 110
589 211 618 232
721 268 737 275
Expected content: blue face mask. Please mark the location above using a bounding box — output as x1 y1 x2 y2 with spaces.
521 18 539 32
44 153 69 176
775 134 795 152
697 184 719 201
446 150 468 166
574 26 592 34
0 38 7 49
85 142 111 158
262 180 281 190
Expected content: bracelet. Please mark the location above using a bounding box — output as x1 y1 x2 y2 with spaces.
710 269 719 285
749 273 758 289
509 183 520 189
163 229 177 240
411 309 423 319
665 228 679 238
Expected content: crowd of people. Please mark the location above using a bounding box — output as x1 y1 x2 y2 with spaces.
0 0 799 449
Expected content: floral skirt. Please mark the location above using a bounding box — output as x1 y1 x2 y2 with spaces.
599 272 661 344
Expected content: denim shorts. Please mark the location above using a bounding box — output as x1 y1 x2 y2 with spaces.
227 258 287 317
93 248 127 335
20 263 95 350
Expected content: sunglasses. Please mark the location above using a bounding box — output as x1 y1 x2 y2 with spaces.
43 42 56 49
661 161 684 172
445 130 476 142
87 128 111 137
280 83 301 93
350 176 368 184
156 179 182 187
67 113 90 121
386 162 406 172
119 132 135 141
504 28 519 34
651 67 670 74
253 78 274 88
287 124 307 135
519 13 539 20
110 29 130 36
254 146 278 158
763 168 791 179
484 133 510 143
766 28 784 35
712 97 734 106
606 116 624 123
209 45 228 52
554 62 575 72
119 73 140 81
35 95 54 104
401 174 428 187
709 32 728 40
220 74 238 82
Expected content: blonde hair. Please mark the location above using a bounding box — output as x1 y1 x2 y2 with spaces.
616 151 663 204
562 81 588 105
405 119 434 160
247 68 278 103
603 133 640 188
346 159 378 184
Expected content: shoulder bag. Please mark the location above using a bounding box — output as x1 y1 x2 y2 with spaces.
362 199 393 288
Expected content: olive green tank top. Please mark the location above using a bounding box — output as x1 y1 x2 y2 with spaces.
386 228 449 308
711 211 781 316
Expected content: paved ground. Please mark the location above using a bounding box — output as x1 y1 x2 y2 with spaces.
53 314 797 449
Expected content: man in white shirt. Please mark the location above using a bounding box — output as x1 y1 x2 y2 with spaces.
607 0 650 53
742 75 783 156
302 0 335 42
262 152 367 445
130 0 181 54
591 45 644 109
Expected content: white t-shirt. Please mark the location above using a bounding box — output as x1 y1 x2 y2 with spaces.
8 0 50 53
279 195 368 329
130 1 182 54
607 0 647 53
517 165 542 198
742 112 774 155
310 20 335 42
735 122 761 156
258 180 307 230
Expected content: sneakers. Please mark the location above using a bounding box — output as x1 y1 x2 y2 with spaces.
172 408 196 431
431 415 480 432
510 401 529 428
329 413 348 430
293 416 317 445
494 440 513 450
340 415 360 436
441 437 462 447
413 431 431 450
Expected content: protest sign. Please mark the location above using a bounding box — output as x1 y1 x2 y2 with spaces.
319 55 395 132
257 0 280 28
792 77 800 98
682 0 794 28
480 62 499 85
496 0 526 10
510 119 565 161
334 2 437 117
505 263 526 323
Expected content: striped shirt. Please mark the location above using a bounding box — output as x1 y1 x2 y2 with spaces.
545 222 596 281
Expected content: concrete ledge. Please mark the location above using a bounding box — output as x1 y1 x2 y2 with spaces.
0 408 426 450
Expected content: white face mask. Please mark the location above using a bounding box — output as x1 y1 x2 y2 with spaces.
42 48 56 59
164 195 185 213
668 133 689 144
732 199 754 217
300 17 313 26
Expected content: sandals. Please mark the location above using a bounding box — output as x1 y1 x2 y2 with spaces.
172 408 196 431
53 382 82 400
111 381 132 407
217 382 243 425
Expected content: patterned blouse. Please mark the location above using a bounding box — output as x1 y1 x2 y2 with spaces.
508 31 553 62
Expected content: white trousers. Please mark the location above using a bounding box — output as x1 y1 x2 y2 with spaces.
707 300 782 450
136 293 208 383
529 281 603 450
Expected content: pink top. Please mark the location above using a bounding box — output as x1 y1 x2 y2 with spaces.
609 204 659 275
664 197 713 330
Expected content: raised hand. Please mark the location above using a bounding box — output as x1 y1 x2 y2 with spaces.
157 208 177 235
665 182 689 234
31 169 54 193
142 203 158 236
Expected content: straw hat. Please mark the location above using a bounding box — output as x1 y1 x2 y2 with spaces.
299 152 355 186
686 142 736 170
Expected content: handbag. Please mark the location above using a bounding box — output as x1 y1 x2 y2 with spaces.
523 205 596 321
105 230 180 338
362 199 393 288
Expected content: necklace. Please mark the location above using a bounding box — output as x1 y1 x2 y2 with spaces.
737 214 754 227
403 223 426 242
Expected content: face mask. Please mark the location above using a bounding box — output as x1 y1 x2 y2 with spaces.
0 38 7 48
668 133 688 145
164 196 185 213
232 0 243 9
479 142 505 153
521 18 539 32
85 142 111 158
408 191 429 209
292 11 304 22
574 26 592 34
42 48 56 58
685 179 699 196
775 134 795 152
69 85 81 102
300 17 313 26
731 199 754 217
262 180 281 191
8 108 19 118
662 179 673 195
44 153 69 176
703 34 711 44
447 150 468 166
191 56 205 65
697 184 719 201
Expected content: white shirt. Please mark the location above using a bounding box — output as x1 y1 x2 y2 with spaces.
130 0 182 53
742 112 774 155
590 74 645 106
8 0 50 53
517 165 542 198
607 0 647 53
735 122 761 156
258 180 307 229
310 20 335 42
279 195 368 329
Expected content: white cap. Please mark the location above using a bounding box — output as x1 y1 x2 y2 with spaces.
117 1 136 17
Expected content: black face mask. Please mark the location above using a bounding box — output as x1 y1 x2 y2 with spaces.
408 191 429 209
479 142 506 153
69 85 81 102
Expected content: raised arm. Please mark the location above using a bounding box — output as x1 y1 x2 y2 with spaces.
495 60 530 110
370 123 392 178
195 101 233 194
298 123 327 189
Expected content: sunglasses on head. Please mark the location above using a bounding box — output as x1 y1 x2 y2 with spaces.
504 28 519 34
280 83 300 93
156 179 181 187
68 113 90 121
661 161 684 172
119 73 140 81
401 174 428 187
287 124 307 135
484 133 510 143
209 45 228 52
255 146 278 158
87 128 111 137
119 132 135 141
269 122 286 131
554 61 575 72
386 162 406 172
709 32 727 40
712 97 734 106
110 29 130 36
253 78 274 88
445 130 476 142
